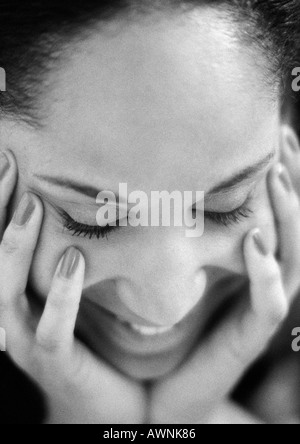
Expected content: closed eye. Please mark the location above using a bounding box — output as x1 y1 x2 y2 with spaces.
204 198 253 227
61 197 253 241
61 211 120 240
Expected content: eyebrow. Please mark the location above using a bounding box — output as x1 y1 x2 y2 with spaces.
34 150 276 200
33 176 107 200
207 150 276 195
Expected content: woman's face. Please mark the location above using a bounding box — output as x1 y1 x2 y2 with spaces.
1 9 281 379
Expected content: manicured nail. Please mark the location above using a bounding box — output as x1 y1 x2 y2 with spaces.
253 229 269 256
278 166 293 192
59 247 81 279
285 129 300 153
0 153 10 180
13 193 36 227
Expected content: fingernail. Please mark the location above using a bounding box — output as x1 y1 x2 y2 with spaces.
13 193 36 227
0 153 10 180
59 247 81 279
253 229 269 256
284 128 300 153
278 166 293 192
288 136 300 153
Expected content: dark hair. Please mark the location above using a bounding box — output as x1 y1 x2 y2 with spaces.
0 0 300 126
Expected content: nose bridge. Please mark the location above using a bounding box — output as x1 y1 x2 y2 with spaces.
120 231 206 326
148 233 197 282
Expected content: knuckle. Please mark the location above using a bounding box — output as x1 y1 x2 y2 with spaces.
1 236 20 256
1 230 36 258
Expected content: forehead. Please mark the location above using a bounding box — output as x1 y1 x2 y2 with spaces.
30 8 279 192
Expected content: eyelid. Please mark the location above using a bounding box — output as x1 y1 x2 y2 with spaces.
54 186 255 239
204 194 254 227
61 211 119 240
208 168 270 211
204 195 250 215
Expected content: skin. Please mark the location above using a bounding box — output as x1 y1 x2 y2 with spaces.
0 8 300 423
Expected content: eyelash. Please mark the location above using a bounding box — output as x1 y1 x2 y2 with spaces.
61 201 253 240
204 202 253 227
62 212 119 240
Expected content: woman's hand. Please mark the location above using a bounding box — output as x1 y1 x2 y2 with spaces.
0 152 146 424
150 161 300 424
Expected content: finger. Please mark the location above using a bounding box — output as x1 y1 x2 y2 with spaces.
0 192 43 314
36 247 85 352
215 228 287 383
154 229 288 421
0 151 18 238
242 228 288 344
280 125 300 194
0 193 43 356
269 163 300 298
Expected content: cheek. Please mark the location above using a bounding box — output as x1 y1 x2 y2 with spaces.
28 213 129 300
203 189 277 275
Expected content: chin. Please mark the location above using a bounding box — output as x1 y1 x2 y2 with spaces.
76 274 247 381
95 342 197 381
77 318 201 381
76 299 203 381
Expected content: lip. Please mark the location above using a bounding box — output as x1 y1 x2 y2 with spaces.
74 274 248 379
79 297 203 356
84 283 180 328
79 274 246 357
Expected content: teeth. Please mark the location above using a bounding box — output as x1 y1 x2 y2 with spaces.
114 315 175 336
130 324 174 336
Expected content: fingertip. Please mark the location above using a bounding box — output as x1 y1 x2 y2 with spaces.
38 248 85 351
244 228 288 326
27 192 44 221
56 246 85 282
10 192 44 229
268 163 285 193
269 163 297 199
1 150 18 177
244 228 270 260
281 125 300 155
0 150 18 207
76 248 86 276
244 228 276 284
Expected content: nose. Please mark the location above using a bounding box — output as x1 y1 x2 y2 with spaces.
117 230 207 327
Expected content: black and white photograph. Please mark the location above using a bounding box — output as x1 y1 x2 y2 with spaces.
0 0 300 425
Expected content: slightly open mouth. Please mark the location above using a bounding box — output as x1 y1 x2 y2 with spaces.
123 323 175 336
109 310 178 337
85 299 179 337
